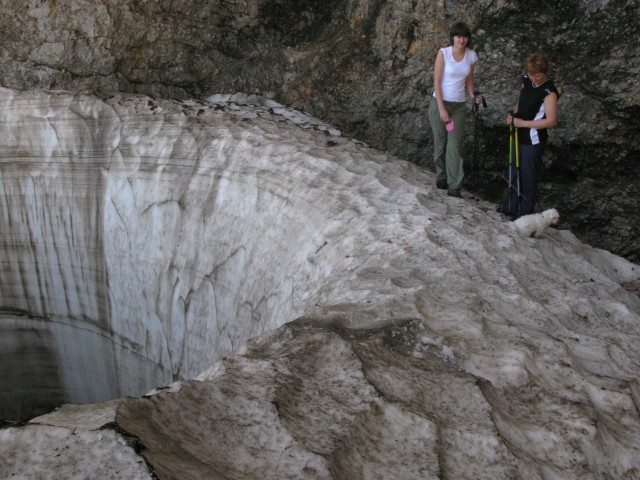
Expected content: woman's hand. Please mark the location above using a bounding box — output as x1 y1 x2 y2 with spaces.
440 110 451 124
513 117 528 128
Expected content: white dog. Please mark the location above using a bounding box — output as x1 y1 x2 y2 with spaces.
511 208 560 238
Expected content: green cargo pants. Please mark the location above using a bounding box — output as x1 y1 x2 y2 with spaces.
428 98 467 190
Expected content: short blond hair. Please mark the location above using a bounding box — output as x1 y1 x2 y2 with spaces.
525 52 549 74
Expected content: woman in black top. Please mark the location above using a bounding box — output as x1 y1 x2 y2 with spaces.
502 52 559 219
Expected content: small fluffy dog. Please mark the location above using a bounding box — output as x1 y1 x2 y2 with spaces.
511 208 560 238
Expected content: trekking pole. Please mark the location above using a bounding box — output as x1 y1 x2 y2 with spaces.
505 111 521 217
515 124 520 217
500 174 534 210
471 91 487 200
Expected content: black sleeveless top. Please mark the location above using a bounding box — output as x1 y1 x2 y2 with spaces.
515 75 559 145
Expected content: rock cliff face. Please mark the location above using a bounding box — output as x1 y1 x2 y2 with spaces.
0 0 638 261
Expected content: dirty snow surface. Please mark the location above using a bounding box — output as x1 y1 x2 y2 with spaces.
0 89 638 479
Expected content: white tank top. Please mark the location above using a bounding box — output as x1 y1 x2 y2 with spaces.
433 46 478 102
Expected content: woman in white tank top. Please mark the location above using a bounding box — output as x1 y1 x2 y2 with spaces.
428 22 482 197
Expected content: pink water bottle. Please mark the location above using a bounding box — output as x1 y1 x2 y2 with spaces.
445 120 455 132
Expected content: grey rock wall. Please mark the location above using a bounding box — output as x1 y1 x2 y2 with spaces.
0 0 638 261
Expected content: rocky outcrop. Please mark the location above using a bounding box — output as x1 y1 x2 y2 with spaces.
1 88 639 479
0 0 638 262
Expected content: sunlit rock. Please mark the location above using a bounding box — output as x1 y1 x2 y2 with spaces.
0 88 639 479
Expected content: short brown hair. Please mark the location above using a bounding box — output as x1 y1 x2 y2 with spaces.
525 52 549 74
449 22 473 48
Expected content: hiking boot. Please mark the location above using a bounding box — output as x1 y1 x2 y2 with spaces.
447 189 462 198
436 179 448 190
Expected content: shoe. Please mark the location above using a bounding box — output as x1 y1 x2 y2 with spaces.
436 179 448 190
447 189 462 198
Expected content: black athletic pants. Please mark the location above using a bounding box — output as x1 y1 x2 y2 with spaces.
502 143 545 218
